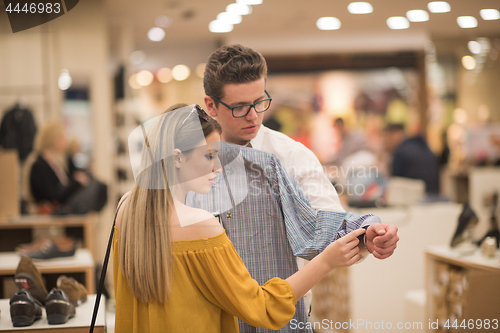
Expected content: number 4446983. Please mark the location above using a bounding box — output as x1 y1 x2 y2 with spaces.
5 2 61 14
444 319 498 330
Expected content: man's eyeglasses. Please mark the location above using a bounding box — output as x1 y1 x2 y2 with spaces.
180 104 210 128
210 90 272 118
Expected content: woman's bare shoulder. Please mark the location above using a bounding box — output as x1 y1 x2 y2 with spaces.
171 205 224 241
115 191 131 230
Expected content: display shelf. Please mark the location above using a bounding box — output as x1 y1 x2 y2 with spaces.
0 214 96 253
0 249 95 294
425 246 500 333
0 294 105 332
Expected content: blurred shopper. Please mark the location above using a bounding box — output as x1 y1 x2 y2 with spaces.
383 123 440 195
196 44 399 333
23 122 107 215
329 117 367 166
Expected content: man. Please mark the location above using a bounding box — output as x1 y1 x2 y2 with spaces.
197 44 399 332
330 117 368 166
383 123 440 195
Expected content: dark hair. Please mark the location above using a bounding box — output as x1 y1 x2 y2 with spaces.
384 123 406 132
203 44 268 103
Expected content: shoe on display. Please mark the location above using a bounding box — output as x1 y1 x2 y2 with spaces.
45 288 76 325
57 275 88 306
9 289 43 327
25 237 76 260
450 203 479 248
14 256 49 305
15 238 51 256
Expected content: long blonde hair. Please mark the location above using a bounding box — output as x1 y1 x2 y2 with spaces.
22 121 66 204
118 105 221 303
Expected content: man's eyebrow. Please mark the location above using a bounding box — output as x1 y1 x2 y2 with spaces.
231 93 267 106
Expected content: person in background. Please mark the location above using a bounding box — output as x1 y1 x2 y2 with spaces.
329 117 368 166
23 122 89 214
383 123 440 195
114 104 367 333
197 44 399 333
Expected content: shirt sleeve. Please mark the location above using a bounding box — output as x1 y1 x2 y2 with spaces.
181 240 297 330
270 155 381 260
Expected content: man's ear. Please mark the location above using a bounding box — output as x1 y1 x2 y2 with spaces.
204 96 218 118
174 149 183 168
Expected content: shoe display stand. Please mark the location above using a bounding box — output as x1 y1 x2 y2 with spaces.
425 245 500 332
0 215 96 298
0 294 105 332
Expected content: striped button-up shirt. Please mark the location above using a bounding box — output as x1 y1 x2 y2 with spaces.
186 143 379 333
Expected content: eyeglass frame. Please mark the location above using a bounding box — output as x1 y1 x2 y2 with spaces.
210 90 272 118
180 104 210 128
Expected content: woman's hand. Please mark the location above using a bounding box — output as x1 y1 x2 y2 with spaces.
321 228 366 270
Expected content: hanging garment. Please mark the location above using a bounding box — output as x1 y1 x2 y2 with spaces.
0 103 37 161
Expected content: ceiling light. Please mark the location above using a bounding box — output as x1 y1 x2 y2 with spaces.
136 70 154 86
386 16 410 30
217 12 242 24
468 41 481 54
427 2 450 14
406 10 429 22
316 17 341 30
236 0 262 5
226 3 252 15
58 69 72 90
196 63 206 78
154 15 173 28
157 68 172 83
209 20 233 33
172 65 191 81
147 27 165 42
457 16 478 29
347 2 373 14
128 74 141 90
462 56 476 70
129 50 146 65
480 9 500 20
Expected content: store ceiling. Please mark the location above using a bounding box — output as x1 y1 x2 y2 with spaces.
105 0 500 67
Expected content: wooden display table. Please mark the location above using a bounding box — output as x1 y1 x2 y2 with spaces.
0 294 105 332
425 245 500 332
0 214 96 253
0 250 95 294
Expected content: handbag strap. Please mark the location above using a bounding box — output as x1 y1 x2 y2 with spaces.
89 196 128 333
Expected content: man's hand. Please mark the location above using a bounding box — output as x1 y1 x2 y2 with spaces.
365 224 399 259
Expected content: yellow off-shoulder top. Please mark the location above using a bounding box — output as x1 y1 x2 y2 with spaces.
113 228 297 333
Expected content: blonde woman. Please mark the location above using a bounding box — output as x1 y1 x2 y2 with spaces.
113 104 365 333
24 122 88 212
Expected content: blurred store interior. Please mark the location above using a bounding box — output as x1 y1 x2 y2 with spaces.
0 0 500 332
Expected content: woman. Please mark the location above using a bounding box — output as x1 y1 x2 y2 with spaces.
114 104 364 332
24 122 88 213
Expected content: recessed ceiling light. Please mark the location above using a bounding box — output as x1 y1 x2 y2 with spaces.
226 3 252 15
457 16 478 29
480 9 500 20
461 56 476 70
347 2 373 14
387 16 410 29
128 74 141 90
427 2 450 14
172 65 191 81
217 12 242 25
406 10 429 22
236 0 262 5
209 20 233 33
316 17 341 30
58 70 72 90
147 27 165 42
468 41 481 54
129 50 146 65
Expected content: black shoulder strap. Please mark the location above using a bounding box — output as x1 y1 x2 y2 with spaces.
89 196 128 333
